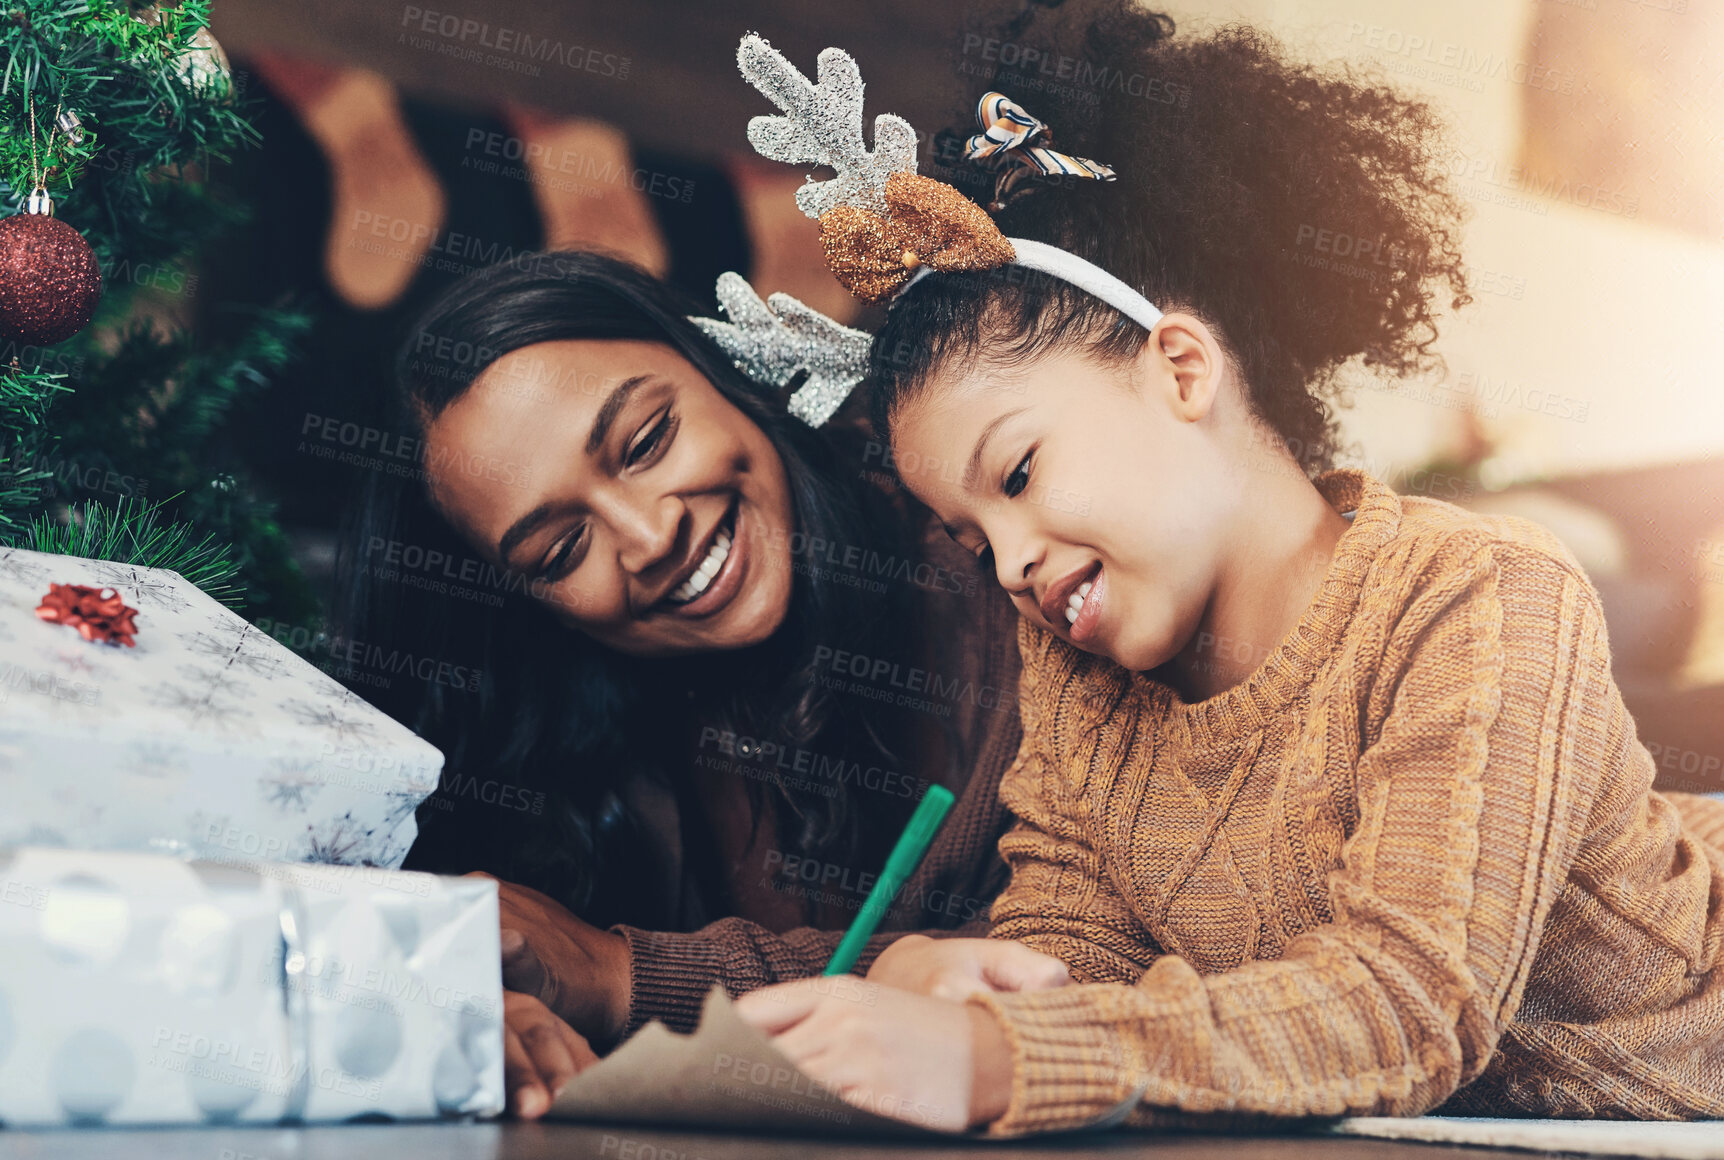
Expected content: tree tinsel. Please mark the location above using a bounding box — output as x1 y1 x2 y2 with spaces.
0 0 317 621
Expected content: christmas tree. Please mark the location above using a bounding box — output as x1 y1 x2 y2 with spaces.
0 0 315 621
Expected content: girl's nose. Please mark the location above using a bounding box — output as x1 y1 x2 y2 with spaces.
992 528 1043 598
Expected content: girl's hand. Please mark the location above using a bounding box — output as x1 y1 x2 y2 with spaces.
867 933 1069 1000
503 991 600 1119
733 978 1013 1132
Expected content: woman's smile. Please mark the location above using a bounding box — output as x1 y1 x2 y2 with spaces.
658 497 744 617
423 338 796 657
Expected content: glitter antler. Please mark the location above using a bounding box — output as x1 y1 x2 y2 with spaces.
691 272 872 427
739 33 918 218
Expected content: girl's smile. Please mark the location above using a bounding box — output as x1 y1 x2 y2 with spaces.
888 312 1350 695
890 318 1230 674
1059 566 1105 643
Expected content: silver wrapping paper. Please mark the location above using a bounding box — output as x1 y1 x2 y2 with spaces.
0 847 503 1125
0 547 443 867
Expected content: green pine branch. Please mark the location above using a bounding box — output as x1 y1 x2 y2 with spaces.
157 306 313 448
14 306 317 615
42 306 310 470
3 0 259 267
0 364 72 535
0 2 319 623
16 492 241 602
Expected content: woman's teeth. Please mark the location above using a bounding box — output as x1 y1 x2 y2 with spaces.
667 526 732 604
1064 580 1093 626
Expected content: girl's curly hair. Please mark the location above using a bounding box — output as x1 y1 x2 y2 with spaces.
871 3 1471 473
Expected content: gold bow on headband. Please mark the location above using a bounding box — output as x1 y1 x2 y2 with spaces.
820 171 1013 302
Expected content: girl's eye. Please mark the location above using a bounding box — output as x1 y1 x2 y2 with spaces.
1003 449 1034 498
540 526 588 582
626 410 677 467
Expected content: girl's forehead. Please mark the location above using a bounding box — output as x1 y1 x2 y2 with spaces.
890 355 1058 436
889 385 980 455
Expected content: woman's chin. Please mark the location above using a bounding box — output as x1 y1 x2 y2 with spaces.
703 567 793 650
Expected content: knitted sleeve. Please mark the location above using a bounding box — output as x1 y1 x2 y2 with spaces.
614 922 931 1035
971 542 1616 1136
987 618 1165 985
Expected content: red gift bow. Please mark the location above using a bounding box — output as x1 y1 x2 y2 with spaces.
35 582 140 647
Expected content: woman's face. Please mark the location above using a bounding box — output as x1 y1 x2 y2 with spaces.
423 339 797 657
888 319 1238 672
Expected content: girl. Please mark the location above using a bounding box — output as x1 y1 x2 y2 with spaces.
338 253 1030 1114
734 4 1724 1135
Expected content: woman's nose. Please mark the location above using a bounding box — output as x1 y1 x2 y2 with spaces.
613 494 685 576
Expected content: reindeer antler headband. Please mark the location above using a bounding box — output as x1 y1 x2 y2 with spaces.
690 38 1157 429
737 34 1164 330
690 271 871 428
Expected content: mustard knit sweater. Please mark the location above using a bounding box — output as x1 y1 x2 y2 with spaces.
972 468 1724 1136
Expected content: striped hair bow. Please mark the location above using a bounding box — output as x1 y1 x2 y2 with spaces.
964 92 1116 211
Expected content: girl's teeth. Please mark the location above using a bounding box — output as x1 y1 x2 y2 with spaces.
1063 580 1094 626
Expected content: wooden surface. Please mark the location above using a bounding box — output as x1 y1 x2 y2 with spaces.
0 1121 1545 1159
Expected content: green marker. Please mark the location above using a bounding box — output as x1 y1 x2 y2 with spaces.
822 784 956 976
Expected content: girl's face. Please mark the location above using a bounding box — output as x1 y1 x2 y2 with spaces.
888 317 1239 672
423 339 797 657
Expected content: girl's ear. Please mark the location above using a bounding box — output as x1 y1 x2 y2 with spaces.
1146 312 1226 422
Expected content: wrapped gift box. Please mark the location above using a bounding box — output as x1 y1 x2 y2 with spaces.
0 547 441 868
0 847 503 1124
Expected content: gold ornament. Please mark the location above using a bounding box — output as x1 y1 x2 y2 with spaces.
133 7 233 95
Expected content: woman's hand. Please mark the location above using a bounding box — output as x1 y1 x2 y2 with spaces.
867 934 1069 1000
468 873 632 1046
503 991 600 1119
733 978 1013 1132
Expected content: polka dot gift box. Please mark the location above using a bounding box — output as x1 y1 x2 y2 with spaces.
0 847 503 1124
0 547 442 866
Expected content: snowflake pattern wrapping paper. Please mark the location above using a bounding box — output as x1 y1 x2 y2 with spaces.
0 847 503 1125
0 548 443 867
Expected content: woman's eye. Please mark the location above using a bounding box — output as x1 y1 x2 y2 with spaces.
541 526 588 581
626 410 676 467
1003 449 1034 498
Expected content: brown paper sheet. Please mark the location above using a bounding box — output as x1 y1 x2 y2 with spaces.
548 986 948 1137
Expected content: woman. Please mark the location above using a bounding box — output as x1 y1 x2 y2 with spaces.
336 251 1030 1114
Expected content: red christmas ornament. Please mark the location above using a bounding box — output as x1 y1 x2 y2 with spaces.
0 201 103 346
35 583 140 647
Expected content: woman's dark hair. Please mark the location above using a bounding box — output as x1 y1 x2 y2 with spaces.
336 251 915 925
872 5 1471 473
